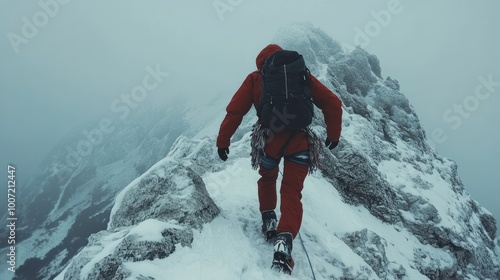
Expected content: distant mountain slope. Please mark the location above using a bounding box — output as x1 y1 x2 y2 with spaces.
0 106 194 280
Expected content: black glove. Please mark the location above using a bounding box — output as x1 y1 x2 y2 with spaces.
325 139 339 150
217 148 229 161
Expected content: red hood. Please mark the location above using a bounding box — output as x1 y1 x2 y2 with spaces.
256 44 283 69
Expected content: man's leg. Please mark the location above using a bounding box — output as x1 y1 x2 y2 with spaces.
257 158 279 212
267 131 309 273
258 159 280 240
276 159 308 238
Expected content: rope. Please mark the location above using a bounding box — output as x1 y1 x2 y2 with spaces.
298 232 317 280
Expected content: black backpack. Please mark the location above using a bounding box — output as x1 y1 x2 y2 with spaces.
257 50 314 132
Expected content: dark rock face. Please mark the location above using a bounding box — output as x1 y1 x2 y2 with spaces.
343 229 390 279
323 144 402 224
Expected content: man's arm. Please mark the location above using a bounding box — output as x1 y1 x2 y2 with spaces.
216 74 255 148
309 74 343 142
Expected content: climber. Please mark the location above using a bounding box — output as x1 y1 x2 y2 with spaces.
216 44 342 274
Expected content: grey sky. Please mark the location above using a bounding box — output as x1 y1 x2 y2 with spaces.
1 1 499 230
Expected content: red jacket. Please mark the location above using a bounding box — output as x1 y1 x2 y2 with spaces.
216 44 342 148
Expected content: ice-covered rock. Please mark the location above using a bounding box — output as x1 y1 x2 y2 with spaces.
343 229 390 279
57 159 219 279
59 220 192 280
108 157 219 229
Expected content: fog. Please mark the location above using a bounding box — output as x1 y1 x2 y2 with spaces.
1 1 499 231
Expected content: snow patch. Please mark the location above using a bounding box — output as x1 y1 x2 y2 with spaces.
128 219 184 242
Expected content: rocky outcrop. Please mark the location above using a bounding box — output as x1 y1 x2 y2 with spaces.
60 220 192 280
343 229 390 279
108 158 219 229
56 159 219 280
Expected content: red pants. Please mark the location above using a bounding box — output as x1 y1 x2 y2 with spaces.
257 130 309 239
